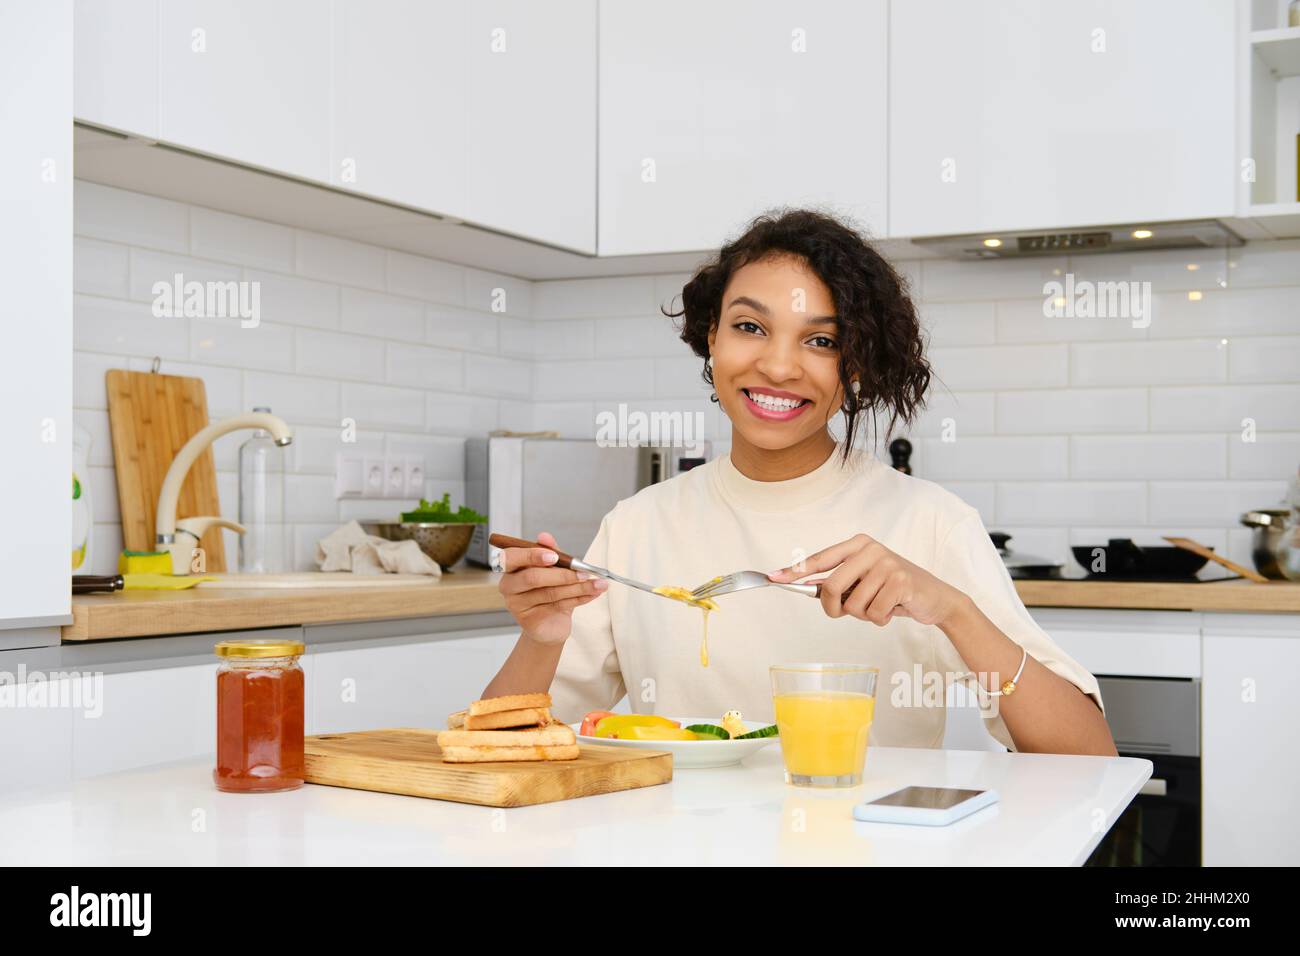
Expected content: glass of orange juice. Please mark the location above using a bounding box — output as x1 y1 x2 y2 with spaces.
771 663 878 787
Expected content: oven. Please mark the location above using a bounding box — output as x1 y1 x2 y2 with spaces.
1085 675 1201 867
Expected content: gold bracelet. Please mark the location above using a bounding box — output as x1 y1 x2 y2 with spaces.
960 646 1028 699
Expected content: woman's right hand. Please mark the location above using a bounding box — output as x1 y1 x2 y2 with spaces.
498 531 608 645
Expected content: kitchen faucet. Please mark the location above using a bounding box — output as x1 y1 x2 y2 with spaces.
156 411 293 575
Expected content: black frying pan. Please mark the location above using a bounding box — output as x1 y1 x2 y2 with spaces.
1071 538 1210 580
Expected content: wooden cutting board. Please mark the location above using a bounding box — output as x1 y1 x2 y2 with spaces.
304 728 673 808
106 369 226 571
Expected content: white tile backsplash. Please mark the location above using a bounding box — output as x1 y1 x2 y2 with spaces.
74 180 189 253
294 231 387 291
385 342 463 391
191 207 295 272
593 314 687 357
929 344 1069 390
73 237 129 298
922 300 997 347
427 305 502 354
340 287 425 341
1228 336 1300 384
127 248 241 303
1069 434 1228 480
75 294 189 360
296 327 386 382
534 275 657 319
995 388 1147 434
910 389 997 436
1070 339 1228 387
73 183 1300 576
463 267 532 317
915 436 1068 481
384 249 465 305
245 269 340 330
340 382 426 430
1226 239 1300 288
1149 384 1300 432
191 316 294 371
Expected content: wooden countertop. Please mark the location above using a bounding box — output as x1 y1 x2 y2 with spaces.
1013 577 1300 613
63 571 1300 642
64 568 506 641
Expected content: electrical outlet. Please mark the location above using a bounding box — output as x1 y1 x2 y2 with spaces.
362 457 386 497
403 457 425 499
335 453 425 500
385 458 406 498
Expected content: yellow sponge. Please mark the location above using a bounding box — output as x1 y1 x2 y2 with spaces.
118 550 173 575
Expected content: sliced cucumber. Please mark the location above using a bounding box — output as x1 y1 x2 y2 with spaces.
684 723 730 740
734 724 779 739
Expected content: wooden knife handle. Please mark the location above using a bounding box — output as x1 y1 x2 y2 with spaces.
72 574 124 594
487 534 576 570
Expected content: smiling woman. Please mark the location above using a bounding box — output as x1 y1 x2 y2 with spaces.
671 208 931 476
481 208 1118 760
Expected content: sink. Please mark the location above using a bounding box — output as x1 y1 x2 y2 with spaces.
195 572 436 589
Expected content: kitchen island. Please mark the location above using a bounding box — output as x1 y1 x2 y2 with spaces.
0 744 1150 866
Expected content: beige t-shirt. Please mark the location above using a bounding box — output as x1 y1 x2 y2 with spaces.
550 444 1104 751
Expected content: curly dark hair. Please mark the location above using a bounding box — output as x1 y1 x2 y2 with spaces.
663 207 931 465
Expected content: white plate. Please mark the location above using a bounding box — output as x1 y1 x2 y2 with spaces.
572 716 778 769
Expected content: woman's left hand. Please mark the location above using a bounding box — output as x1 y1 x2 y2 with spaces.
767 534 967 628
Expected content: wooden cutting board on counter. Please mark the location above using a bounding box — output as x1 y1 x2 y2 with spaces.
304 728 673 808
106 369 227 571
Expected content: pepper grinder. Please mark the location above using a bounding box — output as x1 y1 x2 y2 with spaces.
889 437 913 475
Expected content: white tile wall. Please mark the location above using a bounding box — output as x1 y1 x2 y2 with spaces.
75 182 1300 577
74 182 532 573
530 241 1300 573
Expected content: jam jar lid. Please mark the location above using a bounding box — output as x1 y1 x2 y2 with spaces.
214 638 305 659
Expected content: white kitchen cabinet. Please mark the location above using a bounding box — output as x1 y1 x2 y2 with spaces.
889 0 1236 237
1201 613 1300 867
330 1 469 224
332 0 596 252
1 0 71 631
310 630 519 734
73 0 159 139
463 1 596 253
159 0 330 182
598 0 888 256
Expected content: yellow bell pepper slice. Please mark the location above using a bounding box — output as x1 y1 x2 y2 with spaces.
593 714 680 739
617 725 699 741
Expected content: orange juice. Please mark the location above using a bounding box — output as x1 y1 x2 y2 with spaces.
773 691 875 779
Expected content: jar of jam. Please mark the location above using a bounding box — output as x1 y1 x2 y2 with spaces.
213 638 305 793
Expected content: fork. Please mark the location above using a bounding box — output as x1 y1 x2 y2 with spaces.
488 533 685 604
691 570 858 602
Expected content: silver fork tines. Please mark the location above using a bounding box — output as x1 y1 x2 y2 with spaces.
691 569 820 601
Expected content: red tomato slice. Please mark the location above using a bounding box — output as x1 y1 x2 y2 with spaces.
579 710 617 737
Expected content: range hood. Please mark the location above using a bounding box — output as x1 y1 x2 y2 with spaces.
911 219 1243 259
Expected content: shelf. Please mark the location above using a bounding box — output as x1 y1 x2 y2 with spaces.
1252 26 1300 77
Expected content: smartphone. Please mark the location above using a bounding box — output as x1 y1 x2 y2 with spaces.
852 786 999 826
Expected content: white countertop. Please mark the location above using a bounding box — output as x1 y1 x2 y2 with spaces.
0 745 1150 866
